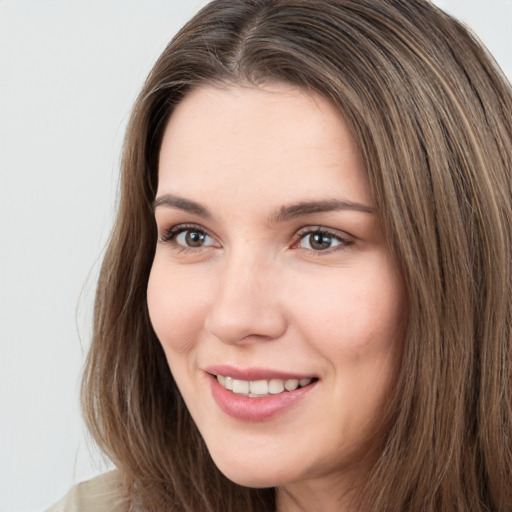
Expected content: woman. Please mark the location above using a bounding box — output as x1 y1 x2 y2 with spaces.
48 0 512 511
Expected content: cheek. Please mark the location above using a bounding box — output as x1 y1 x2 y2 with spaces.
286 258 405 420
146 257 208 357
291 267 404 353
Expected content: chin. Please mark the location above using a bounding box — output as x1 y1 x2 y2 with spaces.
217 465 286 489
208 449 294 489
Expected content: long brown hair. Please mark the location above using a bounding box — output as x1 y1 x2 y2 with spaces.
82 1 512 510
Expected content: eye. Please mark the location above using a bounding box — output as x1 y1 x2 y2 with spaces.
175 229 212 248
296 229 352 252
160 224 219 249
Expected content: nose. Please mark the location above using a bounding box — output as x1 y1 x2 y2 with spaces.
204 250 288 345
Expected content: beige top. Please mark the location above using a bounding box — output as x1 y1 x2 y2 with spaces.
45 471 124 512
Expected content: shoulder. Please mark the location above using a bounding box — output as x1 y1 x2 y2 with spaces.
45 471 124 512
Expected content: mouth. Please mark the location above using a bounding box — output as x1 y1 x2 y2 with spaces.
205 366 319 421
215 374 315 397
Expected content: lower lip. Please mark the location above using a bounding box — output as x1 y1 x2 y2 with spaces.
208 375 317 422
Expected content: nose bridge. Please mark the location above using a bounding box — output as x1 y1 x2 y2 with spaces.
205 243 287 344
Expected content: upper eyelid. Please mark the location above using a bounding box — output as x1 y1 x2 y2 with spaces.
160 223 211 240
295 226 354 240
159 224 220 252
157 222 354 246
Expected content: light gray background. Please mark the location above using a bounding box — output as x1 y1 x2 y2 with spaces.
0 1 510 511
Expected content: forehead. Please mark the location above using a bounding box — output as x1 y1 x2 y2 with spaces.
157 83 373 211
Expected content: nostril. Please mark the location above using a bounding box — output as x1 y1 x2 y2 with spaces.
203 262 288 344
204 306 288 345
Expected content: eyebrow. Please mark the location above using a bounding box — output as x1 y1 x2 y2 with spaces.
270 199 375 222
153 194 375 221
153 194 213 218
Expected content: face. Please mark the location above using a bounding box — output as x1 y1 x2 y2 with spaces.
147 83 405 496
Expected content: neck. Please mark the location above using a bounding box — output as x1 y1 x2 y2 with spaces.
276 474 362 512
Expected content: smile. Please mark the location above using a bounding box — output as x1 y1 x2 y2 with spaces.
216 375 314 397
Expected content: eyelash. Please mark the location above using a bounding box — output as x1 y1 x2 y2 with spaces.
294 227 354 253
159 224 354 254
160 224 216 253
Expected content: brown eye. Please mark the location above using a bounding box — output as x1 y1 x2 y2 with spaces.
297 230 348 252
183 230 207 247
308 233 334 250
169 227 217 248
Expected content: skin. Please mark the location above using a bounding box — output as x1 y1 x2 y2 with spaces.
147 83 406 512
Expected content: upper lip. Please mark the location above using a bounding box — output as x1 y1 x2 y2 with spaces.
204 364 316 381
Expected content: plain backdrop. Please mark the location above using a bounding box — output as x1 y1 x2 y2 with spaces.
0 1 510 511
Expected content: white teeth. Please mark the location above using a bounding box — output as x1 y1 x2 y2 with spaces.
284 379 299 391
268 379 285 394
249 380 268 395
216 375 314 396
232 379 249 394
